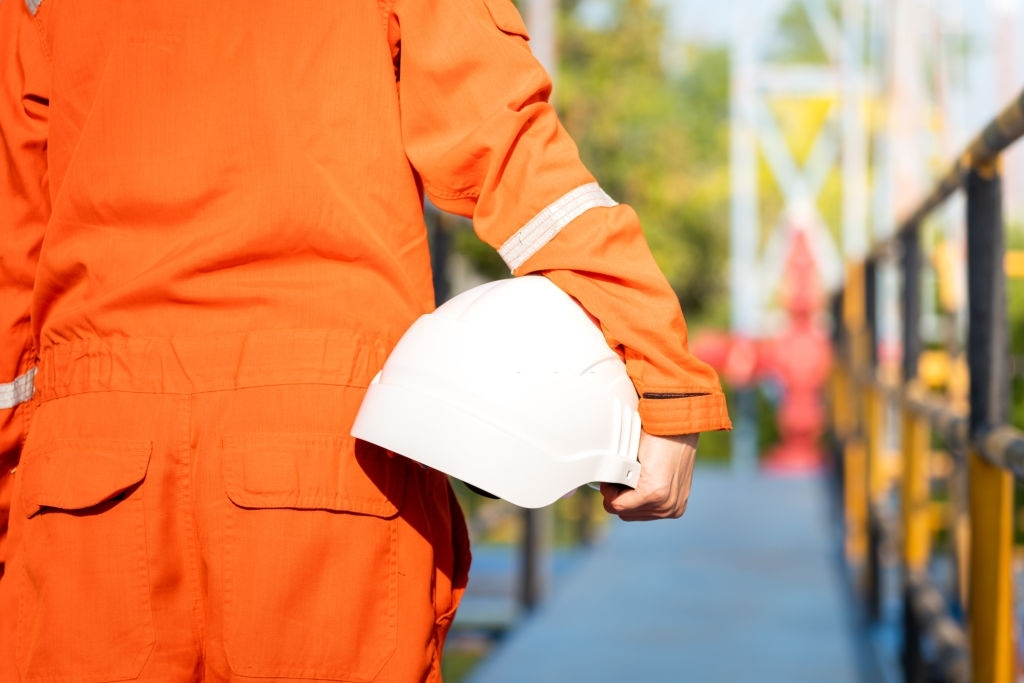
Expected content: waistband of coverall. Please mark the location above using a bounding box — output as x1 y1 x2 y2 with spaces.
34 329 394 401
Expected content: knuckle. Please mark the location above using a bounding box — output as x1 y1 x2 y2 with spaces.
647 484 672 505
603 498 618 514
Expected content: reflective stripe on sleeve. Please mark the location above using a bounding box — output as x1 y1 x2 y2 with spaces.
497 183 617 272
0 367 36 410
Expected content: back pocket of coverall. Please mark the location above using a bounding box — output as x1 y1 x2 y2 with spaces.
16 438 154 683
220 433 406 682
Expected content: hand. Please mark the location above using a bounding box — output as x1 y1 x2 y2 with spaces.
600 431 698 521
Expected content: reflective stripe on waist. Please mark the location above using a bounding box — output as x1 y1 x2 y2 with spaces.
0 367 36 410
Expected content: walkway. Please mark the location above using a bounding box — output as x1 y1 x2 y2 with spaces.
463 468 877 683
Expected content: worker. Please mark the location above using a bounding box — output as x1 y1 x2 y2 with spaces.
0 0 732 681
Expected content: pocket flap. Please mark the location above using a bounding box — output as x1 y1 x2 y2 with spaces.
222 434 404 518
21 439 153 516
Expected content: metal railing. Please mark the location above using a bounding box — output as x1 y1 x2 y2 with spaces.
829 86 1024 683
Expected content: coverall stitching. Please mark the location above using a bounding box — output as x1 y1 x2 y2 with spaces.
422 181 479 201
184 380 372 395
379 1 399 84
377 0 396 28
134 484 159 680
384 508 400 675
377 0 396 19
29 6 53 62
36 380 377 402
181 393 205 663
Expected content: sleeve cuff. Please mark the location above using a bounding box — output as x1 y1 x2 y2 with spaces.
638 392 732 435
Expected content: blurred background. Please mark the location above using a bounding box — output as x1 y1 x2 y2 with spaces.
425 1 1024 681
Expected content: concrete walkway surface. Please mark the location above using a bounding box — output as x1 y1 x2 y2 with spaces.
465 468 875 683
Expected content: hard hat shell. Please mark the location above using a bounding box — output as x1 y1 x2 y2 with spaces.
351 275 642 508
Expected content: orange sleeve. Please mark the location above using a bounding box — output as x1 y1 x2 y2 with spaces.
389 0 730 435
0 0 50 561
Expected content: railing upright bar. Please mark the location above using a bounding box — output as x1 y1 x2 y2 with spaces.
965 166 1010 437
964 164 1014 683
863 257 885 622
898 223 933 682
829 290 854 516
899 225 922 386
865 258 878 369
842 263 869 574
519 508 544 611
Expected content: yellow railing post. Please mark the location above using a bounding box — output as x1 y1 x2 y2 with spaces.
967 451 1014 683
866 386 885 497
844 437 869 567
842 262 869 571
901 386 931 573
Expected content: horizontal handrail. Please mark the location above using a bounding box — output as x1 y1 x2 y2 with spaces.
870 86 1024 261
978 424 1024 479
903 390 968 456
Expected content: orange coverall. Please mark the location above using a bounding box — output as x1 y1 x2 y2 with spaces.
0 0 731 680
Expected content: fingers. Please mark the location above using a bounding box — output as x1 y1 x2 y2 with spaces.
601 482 686 521
601 432 698 521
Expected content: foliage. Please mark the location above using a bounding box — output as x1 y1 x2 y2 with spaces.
555 0 731 322
1006 222 1024 429
451 0 733 326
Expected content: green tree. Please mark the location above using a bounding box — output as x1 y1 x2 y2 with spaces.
455 0 733 326
556 0 731 323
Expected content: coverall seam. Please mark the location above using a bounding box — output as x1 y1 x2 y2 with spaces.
30 6 53 63
181 393 205 664
423 181 479 201
377 0 396 25
34 380 377 403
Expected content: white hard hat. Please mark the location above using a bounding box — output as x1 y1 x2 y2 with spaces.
351 275 642 508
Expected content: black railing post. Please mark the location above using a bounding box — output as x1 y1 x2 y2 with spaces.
899 223 925 682
863 256 883 623
965 166 1009 435
902 582 925 683
519 508 543 611
830 290 847 493
900 225 922 385
865 257 879 370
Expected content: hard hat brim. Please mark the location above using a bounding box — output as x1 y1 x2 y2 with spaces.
352 373 640 509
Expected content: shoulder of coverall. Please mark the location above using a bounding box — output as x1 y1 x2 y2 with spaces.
382 0 530 39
